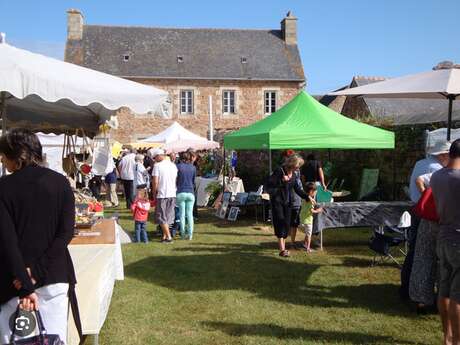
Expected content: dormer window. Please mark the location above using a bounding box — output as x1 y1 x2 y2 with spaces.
123 54 130 62
177 55 184 63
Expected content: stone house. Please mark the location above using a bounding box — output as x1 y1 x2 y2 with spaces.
65 9 306 143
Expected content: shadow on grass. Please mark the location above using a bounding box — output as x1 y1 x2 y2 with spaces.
125 246 411 317
339 256 399 268
202 321 416 344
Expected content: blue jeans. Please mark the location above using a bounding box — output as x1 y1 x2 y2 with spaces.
135 221 148 243
176 192 195 239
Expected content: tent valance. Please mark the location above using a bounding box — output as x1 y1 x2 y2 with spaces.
0 43 169 136
224 91 394 150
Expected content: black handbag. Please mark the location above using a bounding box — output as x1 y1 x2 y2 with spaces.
8 307 64 345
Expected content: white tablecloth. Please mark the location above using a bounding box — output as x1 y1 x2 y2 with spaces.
67 224 124 344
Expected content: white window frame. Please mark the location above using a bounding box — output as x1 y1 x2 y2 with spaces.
180 90 194 115
222 90 236 115
264 90 277 115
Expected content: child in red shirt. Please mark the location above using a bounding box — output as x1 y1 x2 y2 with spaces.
131 188 151 243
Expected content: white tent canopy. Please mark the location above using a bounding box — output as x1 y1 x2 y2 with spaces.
329 67 460 139
0 43 169 136
140 122 219 152
330 68 460 99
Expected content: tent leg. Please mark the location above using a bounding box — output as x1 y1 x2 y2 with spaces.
1 92 7 176
222 148 226 195
447 96 454 141
268 149 272 174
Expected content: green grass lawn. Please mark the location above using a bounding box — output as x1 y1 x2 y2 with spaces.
97 205 440 345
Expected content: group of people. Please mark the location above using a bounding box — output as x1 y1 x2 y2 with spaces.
404 139 460 345
266 151 325 257
117 146 198 243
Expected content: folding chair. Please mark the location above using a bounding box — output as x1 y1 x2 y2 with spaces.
369 231 405 267
382 212 411 256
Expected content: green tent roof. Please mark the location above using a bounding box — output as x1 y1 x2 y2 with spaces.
224 91 395 150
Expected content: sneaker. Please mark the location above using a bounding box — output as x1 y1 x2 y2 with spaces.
165 238 173 244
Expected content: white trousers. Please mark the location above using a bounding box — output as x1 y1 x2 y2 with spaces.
0 283 69 344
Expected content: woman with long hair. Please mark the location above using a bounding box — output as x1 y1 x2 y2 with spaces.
176 151 197 240
266 154 309 257
0 129 77 343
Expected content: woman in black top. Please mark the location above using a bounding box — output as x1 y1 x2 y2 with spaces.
301 154 327 190
0 129 76 342
266 155 309 257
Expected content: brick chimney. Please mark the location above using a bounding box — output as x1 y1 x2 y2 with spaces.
281 11 297 45
67 9 83 40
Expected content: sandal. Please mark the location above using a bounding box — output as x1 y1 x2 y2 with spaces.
279 250 290 257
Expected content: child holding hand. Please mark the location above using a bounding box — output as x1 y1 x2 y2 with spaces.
131 187 151 243
299 182 323 253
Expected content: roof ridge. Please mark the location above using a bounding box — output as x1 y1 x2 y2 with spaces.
84 24 279 32
353 75 387 80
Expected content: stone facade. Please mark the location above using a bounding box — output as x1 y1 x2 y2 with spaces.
113 79 302 143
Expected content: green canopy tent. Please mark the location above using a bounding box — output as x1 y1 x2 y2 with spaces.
224 91 394 172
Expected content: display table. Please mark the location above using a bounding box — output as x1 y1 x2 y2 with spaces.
313 201 413 249
67 220 124 345
195 176 245 207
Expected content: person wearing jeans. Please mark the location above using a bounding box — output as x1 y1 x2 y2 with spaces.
176 151 197 240
131 188 150 243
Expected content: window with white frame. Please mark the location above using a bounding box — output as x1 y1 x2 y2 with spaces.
222 90 236 114
264 90 277 114
180 90 194 114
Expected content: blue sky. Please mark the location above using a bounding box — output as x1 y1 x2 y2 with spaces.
1 0 459 94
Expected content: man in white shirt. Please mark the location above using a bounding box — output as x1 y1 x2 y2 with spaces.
151 148 178 243
117 147 136 209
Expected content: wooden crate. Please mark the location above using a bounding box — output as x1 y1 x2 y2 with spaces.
70 219 116 245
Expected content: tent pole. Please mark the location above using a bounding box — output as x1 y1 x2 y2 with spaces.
268 149 272 174
447 95 454 141
222 148 226 195
0 92 7 176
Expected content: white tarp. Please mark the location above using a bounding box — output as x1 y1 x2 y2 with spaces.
0 43 169 136
426 128 460 152
140 122 219 152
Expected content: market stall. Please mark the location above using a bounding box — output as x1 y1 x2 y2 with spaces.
222 91 395 225
0 42 170 344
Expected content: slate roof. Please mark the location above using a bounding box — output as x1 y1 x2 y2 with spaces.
318 76 460 125
69 25 305 81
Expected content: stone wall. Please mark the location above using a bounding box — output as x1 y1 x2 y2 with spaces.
111 79 302 143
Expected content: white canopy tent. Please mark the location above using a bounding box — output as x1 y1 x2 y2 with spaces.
330 67 460 140
0 42 169 136
141 122 219 152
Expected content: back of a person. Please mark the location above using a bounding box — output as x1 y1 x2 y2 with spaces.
409 156 442 202
156 159 178 198
431 168 460 239
177 162 196 194
119 153 135 180
302 160 319 182
0 166 71 272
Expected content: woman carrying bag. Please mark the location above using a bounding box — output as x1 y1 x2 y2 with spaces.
0 129 79 344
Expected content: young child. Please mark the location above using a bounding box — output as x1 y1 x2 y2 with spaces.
131 187 151 243
299 182 323 253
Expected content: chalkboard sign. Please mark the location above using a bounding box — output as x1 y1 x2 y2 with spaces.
358 169 379 200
